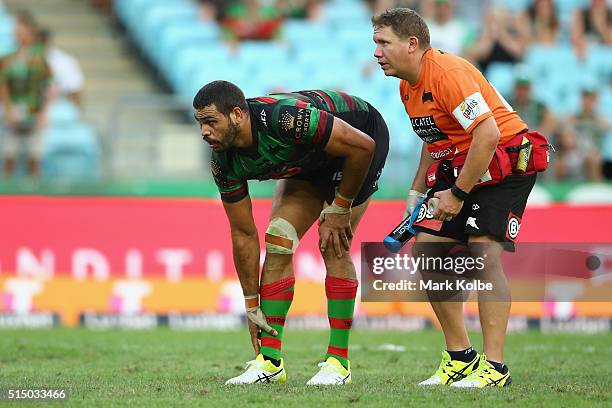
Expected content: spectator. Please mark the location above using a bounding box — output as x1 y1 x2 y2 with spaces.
39 28 84 110
467 6 529 72
0 11 52 179
277 0 321 20
220 0 283 43
197 0 231 23
507 73 557 137
554 124 590 180
571 0 612 59
572 86 608 179
424 0 474 57
520 0 560 45
554 86 608 181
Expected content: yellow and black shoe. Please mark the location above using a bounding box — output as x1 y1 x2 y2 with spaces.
419 350 480 386
451 354 512 388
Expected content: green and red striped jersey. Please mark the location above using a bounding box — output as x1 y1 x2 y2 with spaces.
211 90 370 203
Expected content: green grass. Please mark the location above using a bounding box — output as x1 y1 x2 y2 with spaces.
0 329 610 407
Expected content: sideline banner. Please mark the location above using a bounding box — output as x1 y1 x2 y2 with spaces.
0 196 610 325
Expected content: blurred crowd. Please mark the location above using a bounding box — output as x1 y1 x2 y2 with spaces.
195 0 612 183
0 9 84 179
2 0 611 184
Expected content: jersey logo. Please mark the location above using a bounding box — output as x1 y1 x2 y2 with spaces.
422 91 434 103
410 115 449 143
293 107 311 140
281 111 295 131
260 109 267 127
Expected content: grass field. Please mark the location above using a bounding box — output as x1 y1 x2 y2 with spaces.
0 328 610 407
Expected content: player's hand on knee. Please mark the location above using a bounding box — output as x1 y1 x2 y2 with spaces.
319 212 352 258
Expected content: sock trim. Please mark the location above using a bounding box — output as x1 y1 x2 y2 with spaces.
261 276 295 297
261 337 282 350
325 276 358 299
328 317 353 330
326 345 348 359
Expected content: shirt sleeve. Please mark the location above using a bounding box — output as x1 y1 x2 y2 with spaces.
210 156 249 203
436 68 493 134
272 99 334 148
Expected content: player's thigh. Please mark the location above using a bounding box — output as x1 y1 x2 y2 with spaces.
269 178 325 239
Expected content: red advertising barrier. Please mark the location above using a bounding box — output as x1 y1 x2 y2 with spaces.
0 196 611 326
1 196 611 280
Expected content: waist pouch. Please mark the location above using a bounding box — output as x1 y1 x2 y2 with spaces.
426 146 512 190
504 131 551 174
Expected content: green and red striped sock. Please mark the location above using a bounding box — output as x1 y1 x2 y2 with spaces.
260 276 295 361
325 275 358 369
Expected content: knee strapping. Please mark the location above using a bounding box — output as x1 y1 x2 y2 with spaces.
265 217 299 254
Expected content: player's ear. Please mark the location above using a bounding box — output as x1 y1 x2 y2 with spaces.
230 106 245 123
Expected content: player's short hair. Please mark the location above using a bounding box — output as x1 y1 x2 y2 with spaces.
193 80 248 116
371 8 430 48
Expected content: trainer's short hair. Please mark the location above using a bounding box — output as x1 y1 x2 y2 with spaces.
193 80 248 116
371 8 430 48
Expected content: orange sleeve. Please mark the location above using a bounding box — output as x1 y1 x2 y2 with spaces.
436 69 493 134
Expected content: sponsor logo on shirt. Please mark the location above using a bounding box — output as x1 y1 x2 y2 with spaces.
260 109 267 127
293 107 311 140
410 115 449 143
281 111 295 131
452 92 491 130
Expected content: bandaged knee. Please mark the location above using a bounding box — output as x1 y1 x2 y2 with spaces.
265 217 299 254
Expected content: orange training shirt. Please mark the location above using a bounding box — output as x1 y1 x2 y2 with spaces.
400 48 527 160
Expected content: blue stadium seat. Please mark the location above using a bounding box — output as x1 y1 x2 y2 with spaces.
321 2 370 28
0 14 15 57
41 123 101 181
170 44 233 95
485 62 517 98
525 45 579 80
158 23 219 68
234 42 289 76
282 20 331 48
585 45 612 84
137 3 198 61
48 99 81 127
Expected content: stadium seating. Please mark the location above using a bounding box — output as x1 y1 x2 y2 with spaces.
41 122 102 182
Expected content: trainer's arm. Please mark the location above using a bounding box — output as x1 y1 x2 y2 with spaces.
222 196 260 297
323 118 376 199
454 116 500 193
411 141 435 193
432 116 499 220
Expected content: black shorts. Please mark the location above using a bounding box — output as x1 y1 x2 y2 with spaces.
298 104 390 207
414 173 537 251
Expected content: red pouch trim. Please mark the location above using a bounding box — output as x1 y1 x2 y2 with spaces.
451 146 512 190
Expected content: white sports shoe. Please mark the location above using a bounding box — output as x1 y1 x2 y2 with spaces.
225 354 286 385
306 356 352 385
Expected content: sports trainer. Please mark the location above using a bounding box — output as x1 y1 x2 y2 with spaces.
373 8 549 388
193 81 389 385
